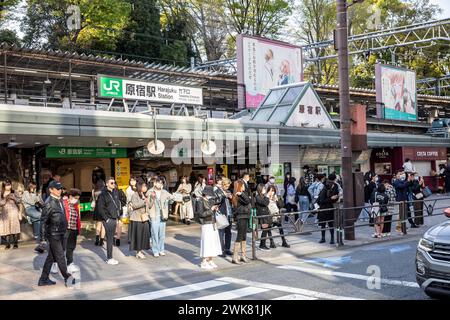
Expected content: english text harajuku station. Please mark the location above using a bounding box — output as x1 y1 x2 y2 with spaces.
0 34 450 236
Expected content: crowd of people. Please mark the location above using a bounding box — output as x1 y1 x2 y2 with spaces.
0 159 442 287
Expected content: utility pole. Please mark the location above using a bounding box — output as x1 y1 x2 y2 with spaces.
336 0 354 241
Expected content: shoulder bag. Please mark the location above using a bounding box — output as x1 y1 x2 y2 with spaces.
215 212 230 229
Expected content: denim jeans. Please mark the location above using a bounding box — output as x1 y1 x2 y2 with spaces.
298 196 310 222
151 218 166 254
25 207 41 242
218 218 232 252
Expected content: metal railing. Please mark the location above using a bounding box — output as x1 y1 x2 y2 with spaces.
249 195 450 260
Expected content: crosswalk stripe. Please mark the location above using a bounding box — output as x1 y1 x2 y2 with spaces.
216 277 362 300
278 265 420 288
192 287 269 300
272 294 317 300
115 280 229 300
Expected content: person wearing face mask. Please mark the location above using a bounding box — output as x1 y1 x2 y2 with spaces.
255 184 272 251
0 179 22 249
63 188 82 274
265 176 279 195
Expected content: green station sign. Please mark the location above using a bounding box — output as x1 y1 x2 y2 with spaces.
46 147 127 158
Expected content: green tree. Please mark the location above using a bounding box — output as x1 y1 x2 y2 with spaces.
21 0 131 52
116 0 161 61
0 29 20 45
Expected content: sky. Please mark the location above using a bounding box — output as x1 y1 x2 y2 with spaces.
431 0 450 18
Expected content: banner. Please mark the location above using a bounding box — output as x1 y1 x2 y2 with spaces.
98 75 203 105
375 64 417 121
115 158 130 191
237 35 303 109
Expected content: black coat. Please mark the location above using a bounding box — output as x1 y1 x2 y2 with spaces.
197 198 216 225
40 196 67 240
255 194 271 224
97 188 121 221
235 192 251 218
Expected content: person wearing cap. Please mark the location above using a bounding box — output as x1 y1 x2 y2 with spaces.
38 180 75 287
198 185 222 269
97 177 122 265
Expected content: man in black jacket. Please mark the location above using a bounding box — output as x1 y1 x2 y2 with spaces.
97 177 121 265
38 181 74 287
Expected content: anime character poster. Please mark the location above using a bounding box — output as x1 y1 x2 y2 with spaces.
375 64 417 121
237 35 303 109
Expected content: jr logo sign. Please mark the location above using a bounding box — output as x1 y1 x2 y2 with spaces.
100 77 123 98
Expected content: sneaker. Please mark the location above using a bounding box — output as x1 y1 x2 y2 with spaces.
200 261 213 269
153 253 160 257
38 278 56 287
159 252 166 256
259 246 271 251
386 233 391 236
51 262 58 274
208 261 218 269
64 274 75 287
67 264 80 274
136 252 146 259
106 259 119 265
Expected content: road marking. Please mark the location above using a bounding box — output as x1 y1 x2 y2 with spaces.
272 294 317 300
389 244 411 254
304 256 352 268
216 277 363 300
192 287 269 300
115 280 229 300
278 265 419 288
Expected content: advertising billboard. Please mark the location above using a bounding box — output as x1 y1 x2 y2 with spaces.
237 35 303 109
97 75 203 105
375 64 417 121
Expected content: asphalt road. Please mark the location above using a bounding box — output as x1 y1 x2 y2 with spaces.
64 236 429 300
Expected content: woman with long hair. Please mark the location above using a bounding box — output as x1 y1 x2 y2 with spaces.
296 177 312 224
255 183 272 251
231 179 251 264
0 179 22 249
129 179 151 259
267 185 290 248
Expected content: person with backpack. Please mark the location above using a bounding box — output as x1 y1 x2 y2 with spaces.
370 184 390 238
284 177 298 222
317 174 340 244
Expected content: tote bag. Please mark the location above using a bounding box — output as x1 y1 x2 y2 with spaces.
215 212 230 230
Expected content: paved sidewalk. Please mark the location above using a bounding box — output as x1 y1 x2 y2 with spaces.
0 195 448 300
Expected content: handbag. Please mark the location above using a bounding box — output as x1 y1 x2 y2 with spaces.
215 212 230 229
370 193 380 218
422 187 432 198
182 196 191 202
415 192 424 200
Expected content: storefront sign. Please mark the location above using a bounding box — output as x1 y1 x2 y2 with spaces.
98 75 203 105
46 147 127 158
403 147 447 161
115 158 130 191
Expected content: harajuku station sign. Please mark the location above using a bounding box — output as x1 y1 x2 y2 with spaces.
97 75 203 105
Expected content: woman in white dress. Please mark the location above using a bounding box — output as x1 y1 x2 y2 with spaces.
176 176 193 225
198 186 222 269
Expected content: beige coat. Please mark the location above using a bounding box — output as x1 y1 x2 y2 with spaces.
129 192 150 222
0 193 22 236
146 188 174 222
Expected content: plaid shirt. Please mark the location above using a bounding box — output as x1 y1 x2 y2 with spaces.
68 203 78 230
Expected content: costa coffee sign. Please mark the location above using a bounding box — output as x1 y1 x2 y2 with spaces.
403 147 446 161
